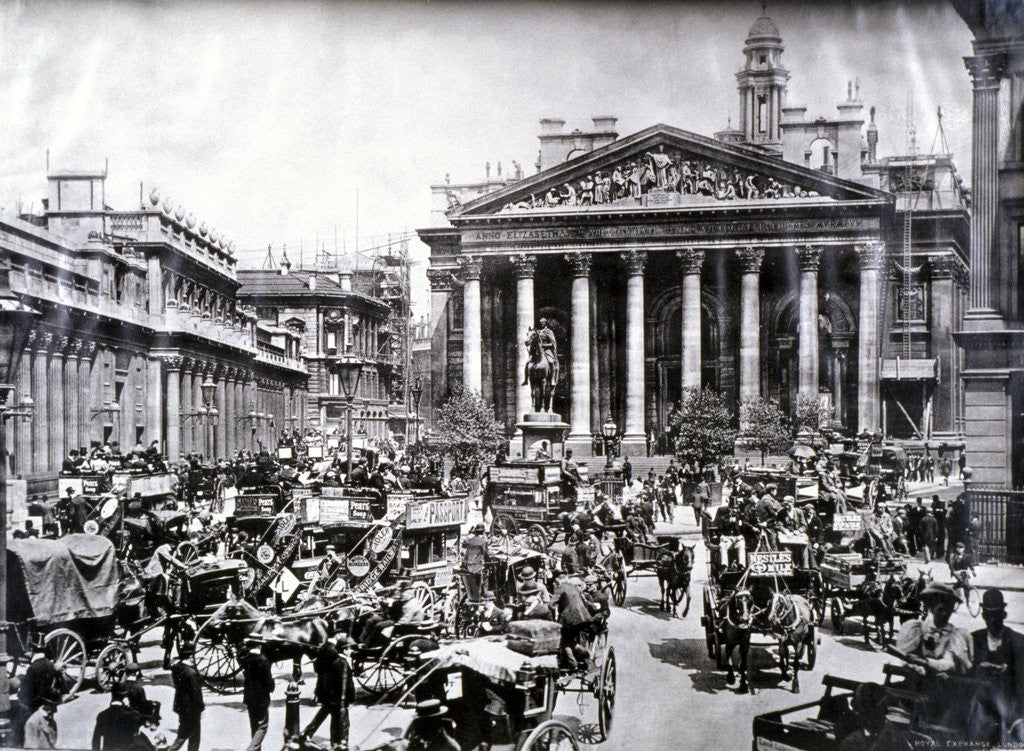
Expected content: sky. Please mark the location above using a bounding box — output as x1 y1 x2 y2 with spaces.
0 0 975 313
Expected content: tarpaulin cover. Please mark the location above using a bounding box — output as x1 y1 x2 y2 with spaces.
423 636 557 685
6 534 121 625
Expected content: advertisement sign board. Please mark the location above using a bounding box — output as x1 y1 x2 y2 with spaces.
405 498 469 529
748 550 794 577
319 498 350 525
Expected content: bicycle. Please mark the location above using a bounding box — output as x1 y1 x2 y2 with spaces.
952 569 981 617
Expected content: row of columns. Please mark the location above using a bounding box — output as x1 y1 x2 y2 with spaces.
458 242 887 442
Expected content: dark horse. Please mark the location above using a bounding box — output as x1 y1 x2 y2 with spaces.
833 577 897 648
656 544 695 617
525 332 555 412
719 588 756 693
767 592 814 693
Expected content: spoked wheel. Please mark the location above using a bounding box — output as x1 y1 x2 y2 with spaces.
596 646 616 742
454 598 482 639
410 582 435 617
192 619 242 692
175 541 200 565
518 719 579 751
44 628 87 698
702 590 718 662
355 634 419 696
830 599 845 634
966 586 981 617
94 643 132 691
608 553 627 607
491 514 518 537
526 524 550 552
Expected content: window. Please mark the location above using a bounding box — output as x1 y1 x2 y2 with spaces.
757 95 768 134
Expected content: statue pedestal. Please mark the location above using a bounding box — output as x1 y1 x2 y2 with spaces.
513 412 570 460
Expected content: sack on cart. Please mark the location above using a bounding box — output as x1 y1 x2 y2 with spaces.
506 619 561 656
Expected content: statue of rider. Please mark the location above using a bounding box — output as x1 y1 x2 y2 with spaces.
522 317 559 394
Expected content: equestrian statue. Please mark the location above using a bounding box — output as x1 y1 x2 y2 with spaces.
523 317 559 413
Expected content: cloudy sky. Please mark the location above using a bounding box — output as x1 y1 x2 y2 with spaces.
0 0 974 310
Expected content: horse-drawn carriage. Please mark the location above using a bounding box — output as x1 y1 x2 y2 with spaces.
702 535 822 694
484 462 577 549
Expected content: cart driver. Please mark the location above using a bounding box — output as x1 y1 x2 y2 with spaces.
144 541 192 617
551 570 594 670
891 581 971 676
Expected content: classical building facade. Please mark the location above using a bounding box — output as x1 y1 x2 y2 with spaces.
238 259 398 442
0 168 307 494
421 10 968 457
952 0 1024 488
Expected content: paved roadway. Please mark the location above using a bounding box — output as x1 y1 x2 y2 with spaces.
50 484 1023 751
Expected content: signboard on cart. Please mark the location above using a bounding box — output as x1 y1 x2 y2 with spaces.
832 513 864 532
576 487 596 506
489 464 560 485
319 498 351 525
234 494 276 517
748 551 793 577
307 444 324 459
277 446 293 460
405 498 469 529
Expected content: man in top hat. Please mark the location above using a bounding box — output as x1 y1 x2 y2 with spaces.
517 566 552 620
240 638 274 751
970 589 1024 744
461 523 487 601
168 643 204 751
300 635 355 751
893 580 970 676
404 700 459 751
92 684 145 750
114 661 155 725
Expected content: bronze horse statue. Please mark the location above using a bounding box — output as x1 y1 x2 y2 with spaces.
524 327 557 412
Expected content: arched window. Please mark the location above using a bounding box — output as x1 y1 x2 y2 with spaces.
809 138 833 173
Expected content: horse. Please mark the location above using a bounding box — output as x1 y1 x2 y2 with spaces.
832 577 894 648
655 544 695 617
766 592 814 693
525 334 554 412
890 569 931 625
718 588 756 693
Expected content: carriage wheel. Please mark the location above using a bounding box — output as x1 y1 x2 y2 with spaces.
802 626 818 671
410 582 435 616
966 587 981 618
44 628 87 698
518 719 579 751
491 514 518 537
702 591 717 661
94 643 132 691
192 619 241 692
830 599 845 634
526 524 549 552
440 587 459 637
597 646 616 742
811 596 826 627
608 553 627 607
175 541 200 565
355 634 418 696
454 598 482 640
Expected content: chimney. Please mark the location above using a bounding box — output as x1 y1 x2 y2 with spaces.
308 270 317 291
591 116 617 132
339 268 352 292
539 118 566 134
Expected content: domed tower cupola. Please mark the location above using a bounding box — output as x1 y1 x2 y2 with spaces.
736 4 790 152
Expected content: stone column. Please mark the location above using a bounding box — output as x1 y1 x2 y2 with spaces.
216 370 228 460
146 357 163 446
511 254 537 424
678 248 705 393
565 252 592 452
48 339 66 471
736 247 765 422
856 242 885 432
797 245 823 401
964 53 1007 316
589 275 601 435
460 255 483 394
622 251 647 453
223 371 236 458
78 343 94 451
65 341 80 457
164 357 181 463
31 336 48 474
194 366 207 459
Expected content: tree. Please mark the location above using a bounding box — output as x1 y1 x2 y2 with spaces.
433 386 506 473
741 397 791 464
670 387 736 468
794 393 835 434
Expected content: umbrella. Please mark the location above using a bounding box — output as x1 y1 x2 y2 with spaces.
790 444 816 459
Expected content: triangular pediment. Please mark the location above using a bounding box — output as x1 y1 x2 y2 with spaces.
449 124 889 218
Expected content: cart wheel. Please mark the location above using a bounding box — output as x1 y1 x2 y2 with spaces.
803 626 817 671
440 588 459 636
355 634 418 696
830 599 844 634
597 646 616 742
95 643 132 691
192 619 241 692
410 582 435 615
44 628 87 698
966 586 981 617
175 541 199 564
517 719 579 751
526 524 549 551
454 598 481 639
491 514 518 537
811 596 826 627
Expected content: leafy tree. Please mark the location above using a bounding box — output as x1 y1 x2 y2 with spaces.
794 393 835 434
741 397 791 464
433 386 506 474
671 387 736 468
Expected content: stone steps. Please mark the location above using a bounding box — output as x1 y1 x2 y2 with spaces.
583 454 675 477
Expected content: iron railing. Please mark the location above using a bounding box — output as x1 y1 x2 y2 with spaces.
965 486 1024 564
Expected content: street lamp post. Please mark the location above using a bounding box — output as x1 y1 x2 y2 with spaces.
602 414 618 471
200 377 217 460
0 261 38 727
410 377 423 446
333 356 364 479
